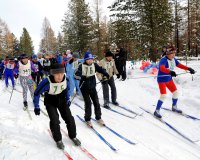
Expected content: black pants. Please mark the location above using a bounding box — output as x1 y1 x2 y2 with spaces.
81 88 101 121
102 76 117 105
46 104 76 142
31 72 41 86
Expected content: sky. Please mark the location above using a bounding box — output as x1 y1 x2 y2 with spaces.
0 0 115 53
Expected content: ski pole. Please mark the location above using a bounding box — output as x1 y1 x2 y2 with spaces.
9 88 14 104
71 81 85 104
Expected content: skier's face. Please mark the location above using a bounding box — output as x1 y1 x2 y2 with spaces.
54 73 65 83
167 51 175 60
21 58 28 64
106 56 113 62
86 59 93 65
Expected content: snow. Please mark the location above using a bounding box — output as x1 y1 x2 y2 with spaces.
0 60 200 160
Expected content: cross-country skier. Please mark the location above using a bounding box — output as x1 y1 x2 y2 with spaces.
154 46 195 118
33 63 81 150
15 54 37 109
96 50 120 109
75 51 110 126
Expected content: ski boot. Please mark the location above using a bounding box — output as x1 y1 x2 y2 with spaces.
56 140 65 150
154 110 162 119
112 101 119 106
23 101 28 110
72 138 81 146
172 105 182 114
103 104 111 109
97 119 105 126
86 121 93 128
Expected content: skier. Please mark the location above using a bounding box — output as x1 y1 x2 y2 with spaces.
2 58 16 89
154 46 195 118
31 54 43 86
15 54 37 109
66 52 83 98
42 54 51 78
96 50 120 109
33 63 81 149
75 51 110 126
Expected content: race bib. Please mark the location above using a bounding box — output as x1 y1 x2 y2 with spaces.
48 77 67 95
167 59 176 71
82 63 95 77
19 61 31 76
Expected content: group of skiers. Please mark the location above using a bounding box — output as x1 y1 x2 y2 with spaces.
0 45 196 150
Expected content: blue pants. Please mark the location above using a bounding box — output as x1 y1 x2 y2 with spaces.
69 76 81 97
4 72 15 88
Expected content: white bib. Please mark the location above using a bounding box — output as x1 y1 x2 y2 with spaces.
102 60 114 73
19 61 31 76
72 60 79 70
48 76 67 95
82 63 95 77
167 59 176 71
5 63 15 69
43 60 51 67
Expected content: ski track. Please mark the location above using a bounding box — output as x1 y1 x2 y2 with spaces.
0 60 200 160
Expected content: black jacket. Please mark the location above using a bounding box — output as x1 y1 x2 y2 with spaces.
75 62 108 90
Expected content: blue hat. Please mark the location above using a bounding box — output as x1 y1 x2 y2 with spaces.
84 51 94 60
32 54 37 59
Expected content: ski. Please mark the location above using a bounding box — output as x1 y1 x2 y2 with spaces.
61 129 98 160
74 102 137 120
23 107 32 120
161 107 200 121
115 104 143 116
47 129 73 160
91 118 136 145
76 115 118 152
139 107 195 144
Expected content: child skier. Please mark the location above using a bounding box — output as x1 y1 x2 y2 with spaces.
15 54 37 109
154 47 195 118
75 51 110 126
96 50 120 109
3 58 16 89
33 63 81 149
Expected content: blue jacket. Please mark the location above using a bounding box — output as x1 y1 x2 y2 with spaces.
33 75 70 109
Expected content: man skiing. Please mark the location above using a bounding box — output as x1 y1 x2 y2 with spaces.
97 50 120 109
154 46 195 118
75 51 110 126
33 63 81 150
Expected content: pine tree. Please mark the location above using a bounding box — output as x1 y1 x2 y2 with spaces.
62 0 93 54
19 27 34 56
39 17 57 53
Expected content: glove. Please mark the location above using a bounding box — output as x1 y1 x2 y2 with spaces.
188 68 195 74
67 100 71 107
170 71 177 77
104 73 110 80
116 74 120 79
34 108 40 115
81 76 87 81
14 74 18 79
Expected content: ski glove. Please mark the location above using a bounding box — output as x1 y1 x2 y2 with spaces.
14 74 18 79
67 100 71 107
188 68 195 74
104 73 110 80
34 108 40 115
116 74 120 79
170 71 177 77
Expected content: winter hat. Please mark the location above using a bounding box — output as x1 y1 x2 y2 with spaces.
84 51 94 60
32 54 38 59
50 64 65 75
166 46 176 55
20 53 28 59
72 52 79 59
105 51 114 57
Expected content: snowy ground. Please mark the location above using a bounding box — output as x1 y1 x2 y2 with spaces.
0 60 200 160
